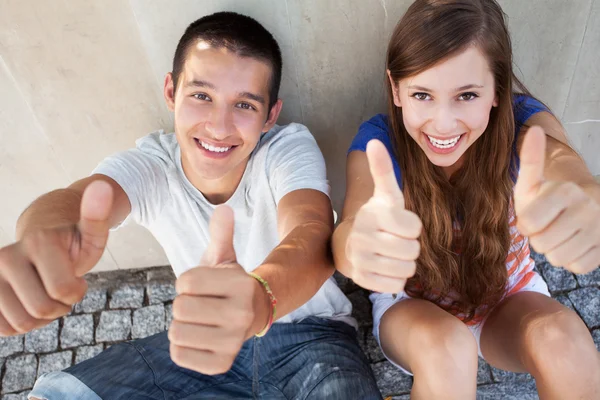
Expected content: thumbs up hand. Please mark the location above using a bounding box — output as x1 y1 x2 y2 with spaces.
0 180 113 337
515 126 600 274
170 205 269 375
346 140 423 293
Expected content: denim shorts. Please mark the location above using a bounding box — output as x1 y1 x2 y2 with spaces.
29 317 382 399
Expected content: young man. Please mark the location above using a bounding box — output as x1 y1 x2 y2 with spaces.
0 12 382 399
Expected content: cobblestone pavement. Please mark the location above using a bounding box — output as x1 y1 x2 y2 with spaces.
1 252 598 399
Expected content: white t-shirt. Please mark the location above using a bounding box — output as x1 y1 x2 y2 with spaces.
93 123 355 327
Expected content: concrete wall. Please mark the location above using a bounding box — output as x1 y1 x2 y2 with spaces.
1 0 598 272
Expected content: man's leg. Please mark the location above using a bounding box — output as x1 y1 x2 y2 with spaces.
259 317 383 400
29 331 255 400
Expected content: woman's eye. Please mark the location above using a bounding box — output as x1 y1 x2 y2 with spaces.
458 92 478 101
412 92 431 101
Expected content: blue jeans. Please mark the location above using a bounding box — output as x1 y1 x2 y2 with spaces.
29 317 382 399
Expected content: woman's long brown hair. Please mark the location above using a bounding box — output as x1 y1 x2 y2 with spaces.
386 0 532 322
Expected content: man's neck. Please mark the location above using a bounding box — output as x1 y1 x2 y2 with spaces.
184 159 249 205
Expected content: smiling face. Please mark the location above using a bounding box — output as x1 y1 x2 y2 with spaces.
389 45 498 173
164 41 282 196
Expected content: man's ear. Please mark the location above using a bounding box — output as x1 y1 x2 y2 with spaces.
164 72 176 112
263 99 283 132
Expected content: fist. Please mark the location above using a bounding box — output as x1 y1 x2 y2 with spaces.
346 140 422 293
515 126 600 274
0 180 113 336
169 205 260 375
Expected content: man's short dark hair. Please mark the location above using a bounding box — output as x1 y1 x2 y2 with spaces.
172 12 282 110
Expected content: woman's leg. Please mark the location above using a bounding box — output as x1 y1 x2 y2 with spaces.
480 291 600 400
378 298 478 400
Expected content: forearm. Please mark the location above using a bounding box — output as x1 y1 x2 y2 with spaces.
251 220 334 325
331 217 356 279
544 138 600 203
16 189 83 240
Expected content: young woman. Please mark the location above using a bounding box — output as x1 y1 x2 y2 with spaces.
333 0 600 398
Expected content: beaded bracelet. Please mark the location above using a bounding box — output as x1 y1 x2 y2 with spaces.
248 272 277 337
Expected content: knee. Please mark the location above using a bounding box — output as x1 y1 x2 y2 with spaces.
306 370 381 400
409 317 478 370
523 309 597 373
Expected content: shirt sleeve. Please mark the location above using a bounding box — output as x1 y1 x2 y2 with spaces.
265 124 331 205
92 137 170 228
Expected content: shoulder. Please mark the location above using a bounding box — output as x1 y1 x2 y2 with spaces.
349 114 392 153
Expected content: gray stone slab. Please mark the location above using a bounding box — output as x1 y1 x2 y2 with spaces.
1 354 37 394
75 344 104 364
24 320 59 353
109 284 144 309
165 303 173 330
477 358 493 385
333 271 361 294
371 361 412 396
132 305 165 339
74 288 107 313
491 366 534 383
347 290 372 328
60 315 94 348
539 262 577 293
37 351 72 378
592 329 600 351
147 281 176 305
568 287 600 328
476 379 539 399
0 336 23 358
575 268 600 288
2 392 29 400
363 327 386 363
96 310 131 342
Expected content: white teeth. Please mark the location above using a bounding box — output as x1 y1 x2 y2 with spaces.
200 140 231 153
427 135 461 149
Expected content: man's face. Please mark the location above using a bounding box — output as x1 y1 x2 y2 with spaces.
164 42 281 186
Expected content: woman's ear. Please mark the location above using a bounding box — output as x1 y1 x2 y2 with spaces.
387 69 401 107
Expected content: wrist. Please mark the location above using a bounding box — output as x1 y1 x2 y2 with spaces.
249 273 275 338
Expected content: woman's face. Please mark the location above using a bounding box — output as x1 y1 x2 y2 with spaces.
389 46 498 172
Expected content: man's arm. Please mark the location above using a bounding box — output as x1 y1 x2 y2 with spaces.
248 188 335 335
16 174 131 239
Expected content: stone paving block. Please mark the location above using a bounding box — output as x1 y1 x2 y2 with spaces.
575 267 600 287
109 284 144 309
96 310 131 342
333 271 360 294
2 392 29 400
147 281 176 305
60 315 94 348
476 380 538 399
371 361 412 396
592 329 600 351
477 358 493 385
529 248 546 265
74 288 107 313
539 263 577 293
2 354 37 394
165 303 173 330
568 287 600 328
75 345 104 364
491 366 534 383
0 336 23 358
363 327 385 363
37 351 72 378
24 320 59 353
347 290 372 328
390 396 410 400
553 294 575 311
132 305 165 339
